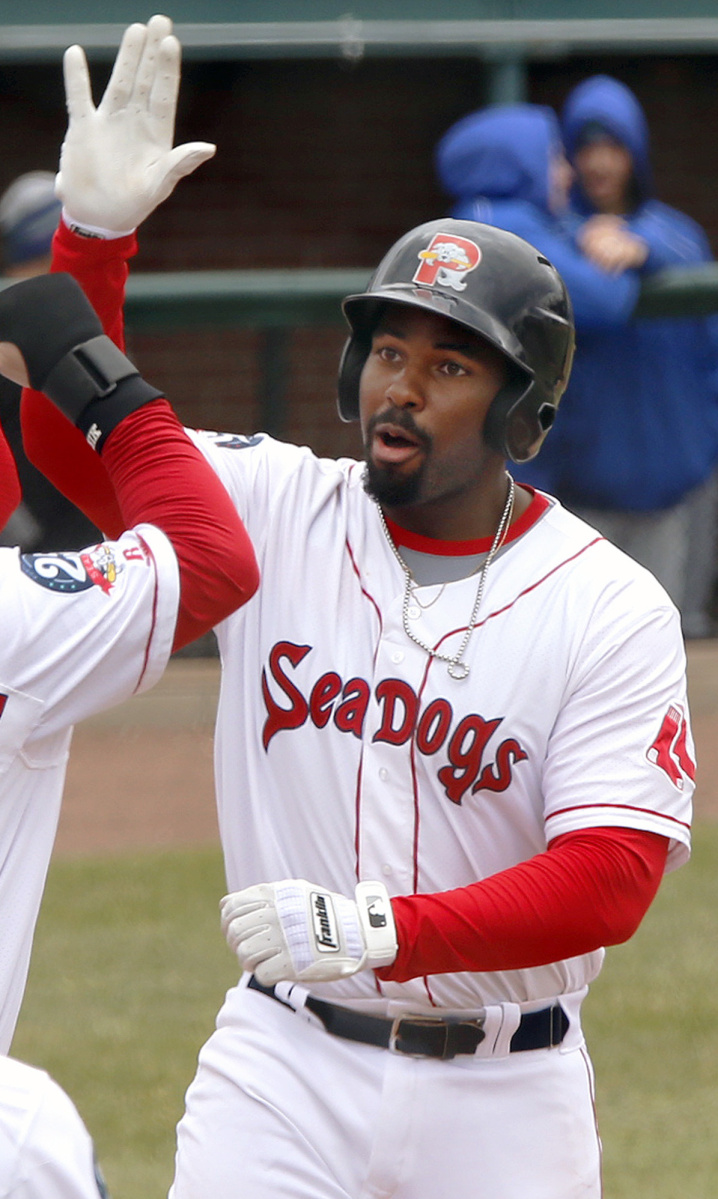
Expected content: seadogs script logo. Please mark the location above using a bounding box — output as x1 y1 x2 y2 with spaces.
413 232 482 292
261 641 528 806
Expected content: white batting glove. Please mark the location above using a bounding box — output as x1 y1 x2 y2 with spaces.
57 13 216 236
220 879 399 986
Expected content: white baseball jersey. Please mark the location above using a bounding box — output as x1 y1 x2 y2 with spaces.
192 431 693 1012
0 526 178 1052
0 1055 107 1198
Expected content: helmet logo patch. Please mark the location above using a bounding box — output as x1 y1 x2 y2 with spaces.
413 233 481 292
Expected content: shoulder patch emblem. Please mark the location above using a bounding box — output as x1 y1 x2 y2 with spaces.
646 702 695 790
200 431 265 451
21 545 123 595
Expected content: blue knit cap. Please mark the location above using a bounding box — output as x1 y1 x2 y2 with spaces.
0 172 62 267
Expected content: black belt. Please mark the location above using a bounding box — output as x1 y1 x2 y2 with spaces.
247 976 569 1061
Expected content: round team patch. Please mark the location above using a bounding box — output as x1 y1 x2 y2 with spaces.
20 545 123 594
21 552 94 593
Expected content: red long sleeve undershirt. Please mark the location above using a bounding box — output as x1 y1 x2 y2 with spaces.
19 222 259 650
21 221 138 538
100 399 259 651
377 826 668 982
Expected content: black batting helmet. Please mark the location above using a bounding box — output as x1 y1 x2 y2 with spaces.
338 219 574 463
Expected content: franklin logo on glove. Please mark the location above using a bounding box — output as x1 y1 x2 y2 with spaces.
312 892 339 952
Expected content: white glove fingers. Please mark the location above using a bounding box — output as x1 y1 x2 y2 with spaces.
99 22 148 115
136 20 177 123
147 34 181 129
63 46 95 121
220 895 267 932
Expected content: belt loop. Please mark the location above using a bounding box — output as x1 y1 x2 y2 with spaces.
550 1002 568 1047
479 1002 521 1058
276 981 327 1033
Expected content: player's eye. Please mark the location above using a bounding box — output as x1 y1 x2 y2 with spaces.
439 359 470 377
374 344 402 363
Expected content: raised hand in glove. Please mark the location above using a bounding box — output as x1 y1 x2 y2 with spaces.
220 879 399 986
57 13 216 236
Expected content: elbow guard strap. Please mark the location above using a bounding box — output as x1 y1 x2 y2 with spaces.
43 334 163 451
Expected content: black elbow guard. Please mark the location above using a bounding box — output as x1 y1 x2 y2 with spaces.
42 334 163 451
0 272 162 451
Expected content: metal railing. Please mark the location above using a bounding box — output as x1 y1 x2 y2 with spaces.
5 18 718 61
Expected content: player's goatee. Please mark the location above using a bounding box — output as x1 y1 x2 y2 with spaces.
362 458 424 506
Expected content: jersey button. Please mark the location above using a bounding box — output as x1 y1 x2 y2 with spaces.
379 768 389 781
391 650 404 664
407 605 421 620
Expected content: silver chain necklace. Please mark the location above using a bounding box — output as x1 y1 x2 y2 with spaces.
377 474 515 680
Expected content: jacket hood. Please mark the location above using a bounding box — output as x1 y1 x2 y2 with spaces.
561 75 653 207
435 104 562 216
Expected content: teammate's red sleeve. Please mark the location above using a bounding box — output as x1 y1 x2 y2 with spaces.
100 398 259 651
18 220 258 646
376 826 668 983
20 218 133 536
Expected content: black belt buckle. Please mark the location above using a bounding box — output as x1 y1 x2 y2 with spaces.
389 1014 486 1060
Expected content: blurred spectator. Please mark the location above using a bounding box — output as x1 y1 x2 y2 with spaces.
436 87 718 635
560 75 718 637
0 171 100 550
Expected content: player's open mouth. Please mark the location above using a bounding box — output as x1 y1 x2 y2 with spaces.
372 423 424 466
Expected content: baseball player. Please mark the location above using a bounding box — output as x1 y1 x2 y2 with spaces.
0 269 257 1192
0 16 258 1067
0 1054 110 1198
25 17 694 1199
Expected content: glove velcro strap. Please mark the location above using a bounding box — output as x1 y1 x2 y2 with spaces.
355 881 398 969
42 335 163 451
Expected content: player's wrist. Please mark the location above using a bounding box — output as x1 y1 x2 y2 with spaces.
354 881 398 969
62 208 136 240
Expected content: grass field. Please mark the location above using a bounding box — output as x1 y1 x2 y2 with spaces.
11 826 718 1199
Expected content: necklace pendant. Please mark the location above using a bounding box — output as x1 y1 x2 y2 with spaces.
448 660 470 680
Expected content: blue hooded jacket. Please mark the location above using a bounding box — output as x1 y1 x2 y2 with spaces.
435 95 718 510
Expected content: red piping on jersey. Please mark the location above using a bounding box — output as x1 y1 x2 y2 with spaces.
384 488 550 555
344 534 383 888
133 533 160 694
345 527 426 1000
549 801 691 834
426 536 604 656
344 535 384 662
414 643 453 1005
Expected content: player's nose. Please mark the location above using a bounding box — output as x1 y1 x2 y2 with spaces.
385 364 426 410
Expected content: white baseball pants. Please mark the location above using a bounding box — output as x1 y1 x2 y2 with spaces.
169 980 602 1199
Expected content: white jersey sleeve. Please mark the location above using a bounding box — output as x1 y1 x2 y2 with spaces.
541 559 692 868
1 522 179 738
0 1056 107 1198
0 524 179 1054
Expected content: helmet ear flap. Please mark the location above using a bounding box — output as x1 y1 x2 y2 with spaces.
337 334 370 422
484 374 556 464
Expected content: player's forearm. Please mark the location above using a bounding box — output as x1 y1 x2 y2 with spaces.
21 221 133 533
377 826 668 983
51 217 135 349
